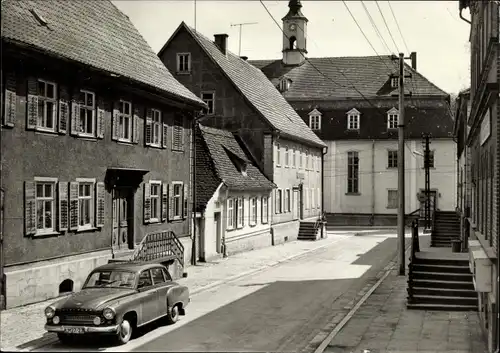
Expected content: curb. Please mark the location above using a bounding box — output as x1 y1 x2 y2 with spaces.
20 237 342 352
190 236 342 297
308 244 412 353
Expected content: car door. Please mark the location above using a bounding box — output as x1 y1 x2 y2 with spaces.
151 267 169 316
137 270 157 324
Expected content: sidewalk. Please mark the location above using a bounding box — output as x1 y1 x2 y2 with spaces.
0 233 351 352
322 259 488 352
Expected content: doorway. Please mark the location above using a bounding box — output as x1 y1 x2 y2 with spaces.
299 185 304 220
214 212 221 254
292 189 299 220
112 188 134 250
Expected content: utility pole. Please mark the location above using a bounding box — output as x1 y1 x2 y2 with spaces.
392 52 413 276
422 133 431 231
230 22 258 56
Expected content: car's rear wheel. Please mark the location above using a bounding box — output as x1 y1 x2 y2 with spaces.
166 304 180 324
116 318 133 345
57 333 72 345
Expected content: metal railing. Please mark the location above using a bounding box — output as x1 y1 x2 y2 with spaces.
408 220 420 302
132 230 184 267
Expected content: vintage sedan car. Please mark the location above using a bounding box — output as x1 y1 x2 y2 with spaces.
44 262 190 345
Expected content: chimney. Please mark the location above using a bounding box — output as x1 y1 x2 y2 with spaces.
240 56 248 61
410 52 417 70
214 34 228 55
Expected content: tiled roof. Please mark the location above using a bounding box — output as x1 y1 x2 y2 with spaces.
249 56 448 100
1 0 205 108
165 23 325 148
300 105 454 140
197 125 276 198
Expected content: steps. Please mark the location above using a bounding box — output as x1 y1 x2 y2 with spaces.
298 221 320 241
431 211 460 247
407 255 478 311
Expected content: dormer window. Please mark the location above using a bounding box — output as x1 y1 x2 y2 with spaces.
346 108 360 130
387 107 399 129
308 108 322 130
391 77 398 88
279 77 291 92
224 147 248 176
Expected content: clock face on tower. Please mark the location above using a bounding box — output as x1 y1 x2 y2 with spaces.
289 23 297 31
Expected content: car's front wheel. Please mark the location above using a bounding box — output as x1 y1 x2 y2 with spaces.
166 304 179 324
116 318 133 345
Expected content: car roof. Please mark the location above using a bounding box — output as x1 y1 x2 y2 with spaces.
92 262 167 273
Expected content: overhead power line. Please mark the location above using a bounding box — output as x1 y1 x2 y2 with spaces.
360 0 393 54
387 1 410 54
375 0 399 53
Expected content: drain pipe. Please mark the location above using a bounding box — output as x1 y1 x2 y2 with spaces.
321 146 328 238
371 139 375 226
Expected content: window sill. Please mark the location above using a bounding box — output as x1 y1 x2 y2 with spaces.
387 206 397 209
387 167 398 169
226 227 236 232
176 71 192 75
345 192 361 196
76 226 99 233
172 148 185 153
249 223 257 227
117 140 134 146
35 129 59 136
170 217 183 222
75 134 98 141
276 165 281 168
147 144 163 149
262 221 268 224
148 219 161 224
33 230 61 237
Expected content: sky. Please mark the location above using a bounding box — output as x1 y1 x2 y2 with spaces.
113 0 471 95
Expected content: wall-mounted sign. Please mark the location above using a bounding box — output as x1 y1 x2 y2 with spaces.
296 171 305 180
480 108 491 146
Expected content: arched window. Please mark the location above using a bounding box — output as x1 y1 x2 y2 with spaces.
59 279 74 294
289 36 297 50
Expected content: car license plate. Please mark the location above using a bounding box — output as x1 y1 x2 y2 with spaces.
64 327 85 334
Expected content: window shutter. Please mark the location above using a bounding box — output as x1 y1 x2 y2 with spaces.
96 97 105 139
183 184 188 219
58 86 70 134
69 182 79 230
112 101 119 141
275 190 279 214
180 118 185 151
70 89 81 136
282 191 285 213
24 181 36 236
162 122 168 149
95 182 105 227
58 182 69 232
143 182 151 224
168 184 174 221
3 73 16 127
241 198 245 227
145 108 153 145
26 78 38 130
161 182 168 222
132 106 140 144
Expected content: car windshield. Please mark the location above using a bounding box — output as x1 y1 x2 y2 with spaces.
83 270 137 289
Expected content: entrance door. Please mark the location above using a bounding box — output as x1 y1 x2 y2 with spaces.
299 186 304 220
292 190 299 220
214 212 221 254
112 188 133 250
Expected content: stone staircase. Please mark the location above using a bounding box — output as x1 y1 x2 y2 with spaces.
297 221 320 241
407 253 478 311
431 211 460 247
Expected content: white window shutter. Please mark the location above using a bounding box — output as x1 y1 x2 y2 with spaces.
70 101 80 136
132 106 139 144
168 184 174 221
58 101 69 134
182 184 188 219
96 98 105 139
161 182 168 222
26 78 38 130
143 182 151 224
112 101 119 141
162 122 168 149
95 182 105 227
69 182 79 230
24 181 36 236
3 89 16 128
58 182 69 232
145 108 153 145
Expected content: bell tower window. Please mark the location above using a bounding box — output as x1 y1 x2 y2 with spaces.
289 36 297 50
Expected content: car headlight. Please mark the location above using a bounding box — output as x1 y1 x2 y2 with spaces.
103 307 115 320
52 316 60 325
44 306 55 319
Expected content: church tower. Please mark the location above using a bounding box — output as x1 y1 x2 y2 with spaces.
282 0 308 66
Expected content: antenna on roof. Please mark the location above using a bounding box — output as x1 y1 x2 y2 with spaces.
194 0 197 32
230 22 258 56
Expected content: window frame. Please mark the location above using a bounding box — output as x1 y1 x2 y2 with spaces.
262 196 269 224
151 109 162 147
237 197 244 228
118 100 133 142
276 189 282 214
276 143 281 167
250 197 258 226
201 91 215 116
387 189 398 209
387 110 399 130
309 115 321 130
292 149 296 168
347 113 360 130
176 52 191 73
285 189 291 212
227 198 235 230
284 147 289 167
172 182 183 219
78 89 96 137
347 151 359 194
388 150 398 168
34 176 58 236
76 178 96 231
149 180 162 223
391 77 399 88
37 79 58 132
151 267 166 285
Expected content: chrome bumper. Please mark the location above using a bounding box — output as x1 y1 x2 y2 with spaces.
45 324 120 334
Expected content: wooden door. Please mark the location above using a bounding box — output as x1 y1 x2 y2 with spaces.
299 187 304 220
112 188 133 250
292 190 299 220
214 212 221 254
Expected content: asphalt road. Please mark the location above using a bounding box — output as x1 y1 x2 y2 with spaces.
36 232 403 352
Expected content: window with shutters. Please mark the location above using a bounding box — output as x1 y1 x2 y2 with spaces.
262 196 268 224
227 198 235 229
37 79 57 132
151 109 162 147
276 143 281 166
35 179 56 234
172 182 183 219
176 53 191 73
150 181 161 222
78 90 95 136
78 180 95 229
118 100 132 142
237 197 244 228
285 189 291 212
172 114 184 151
201 92 215 115
285 147 289 167
250 197 257 225
388 150 398 168
347 151 359 194
276 189 282 214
